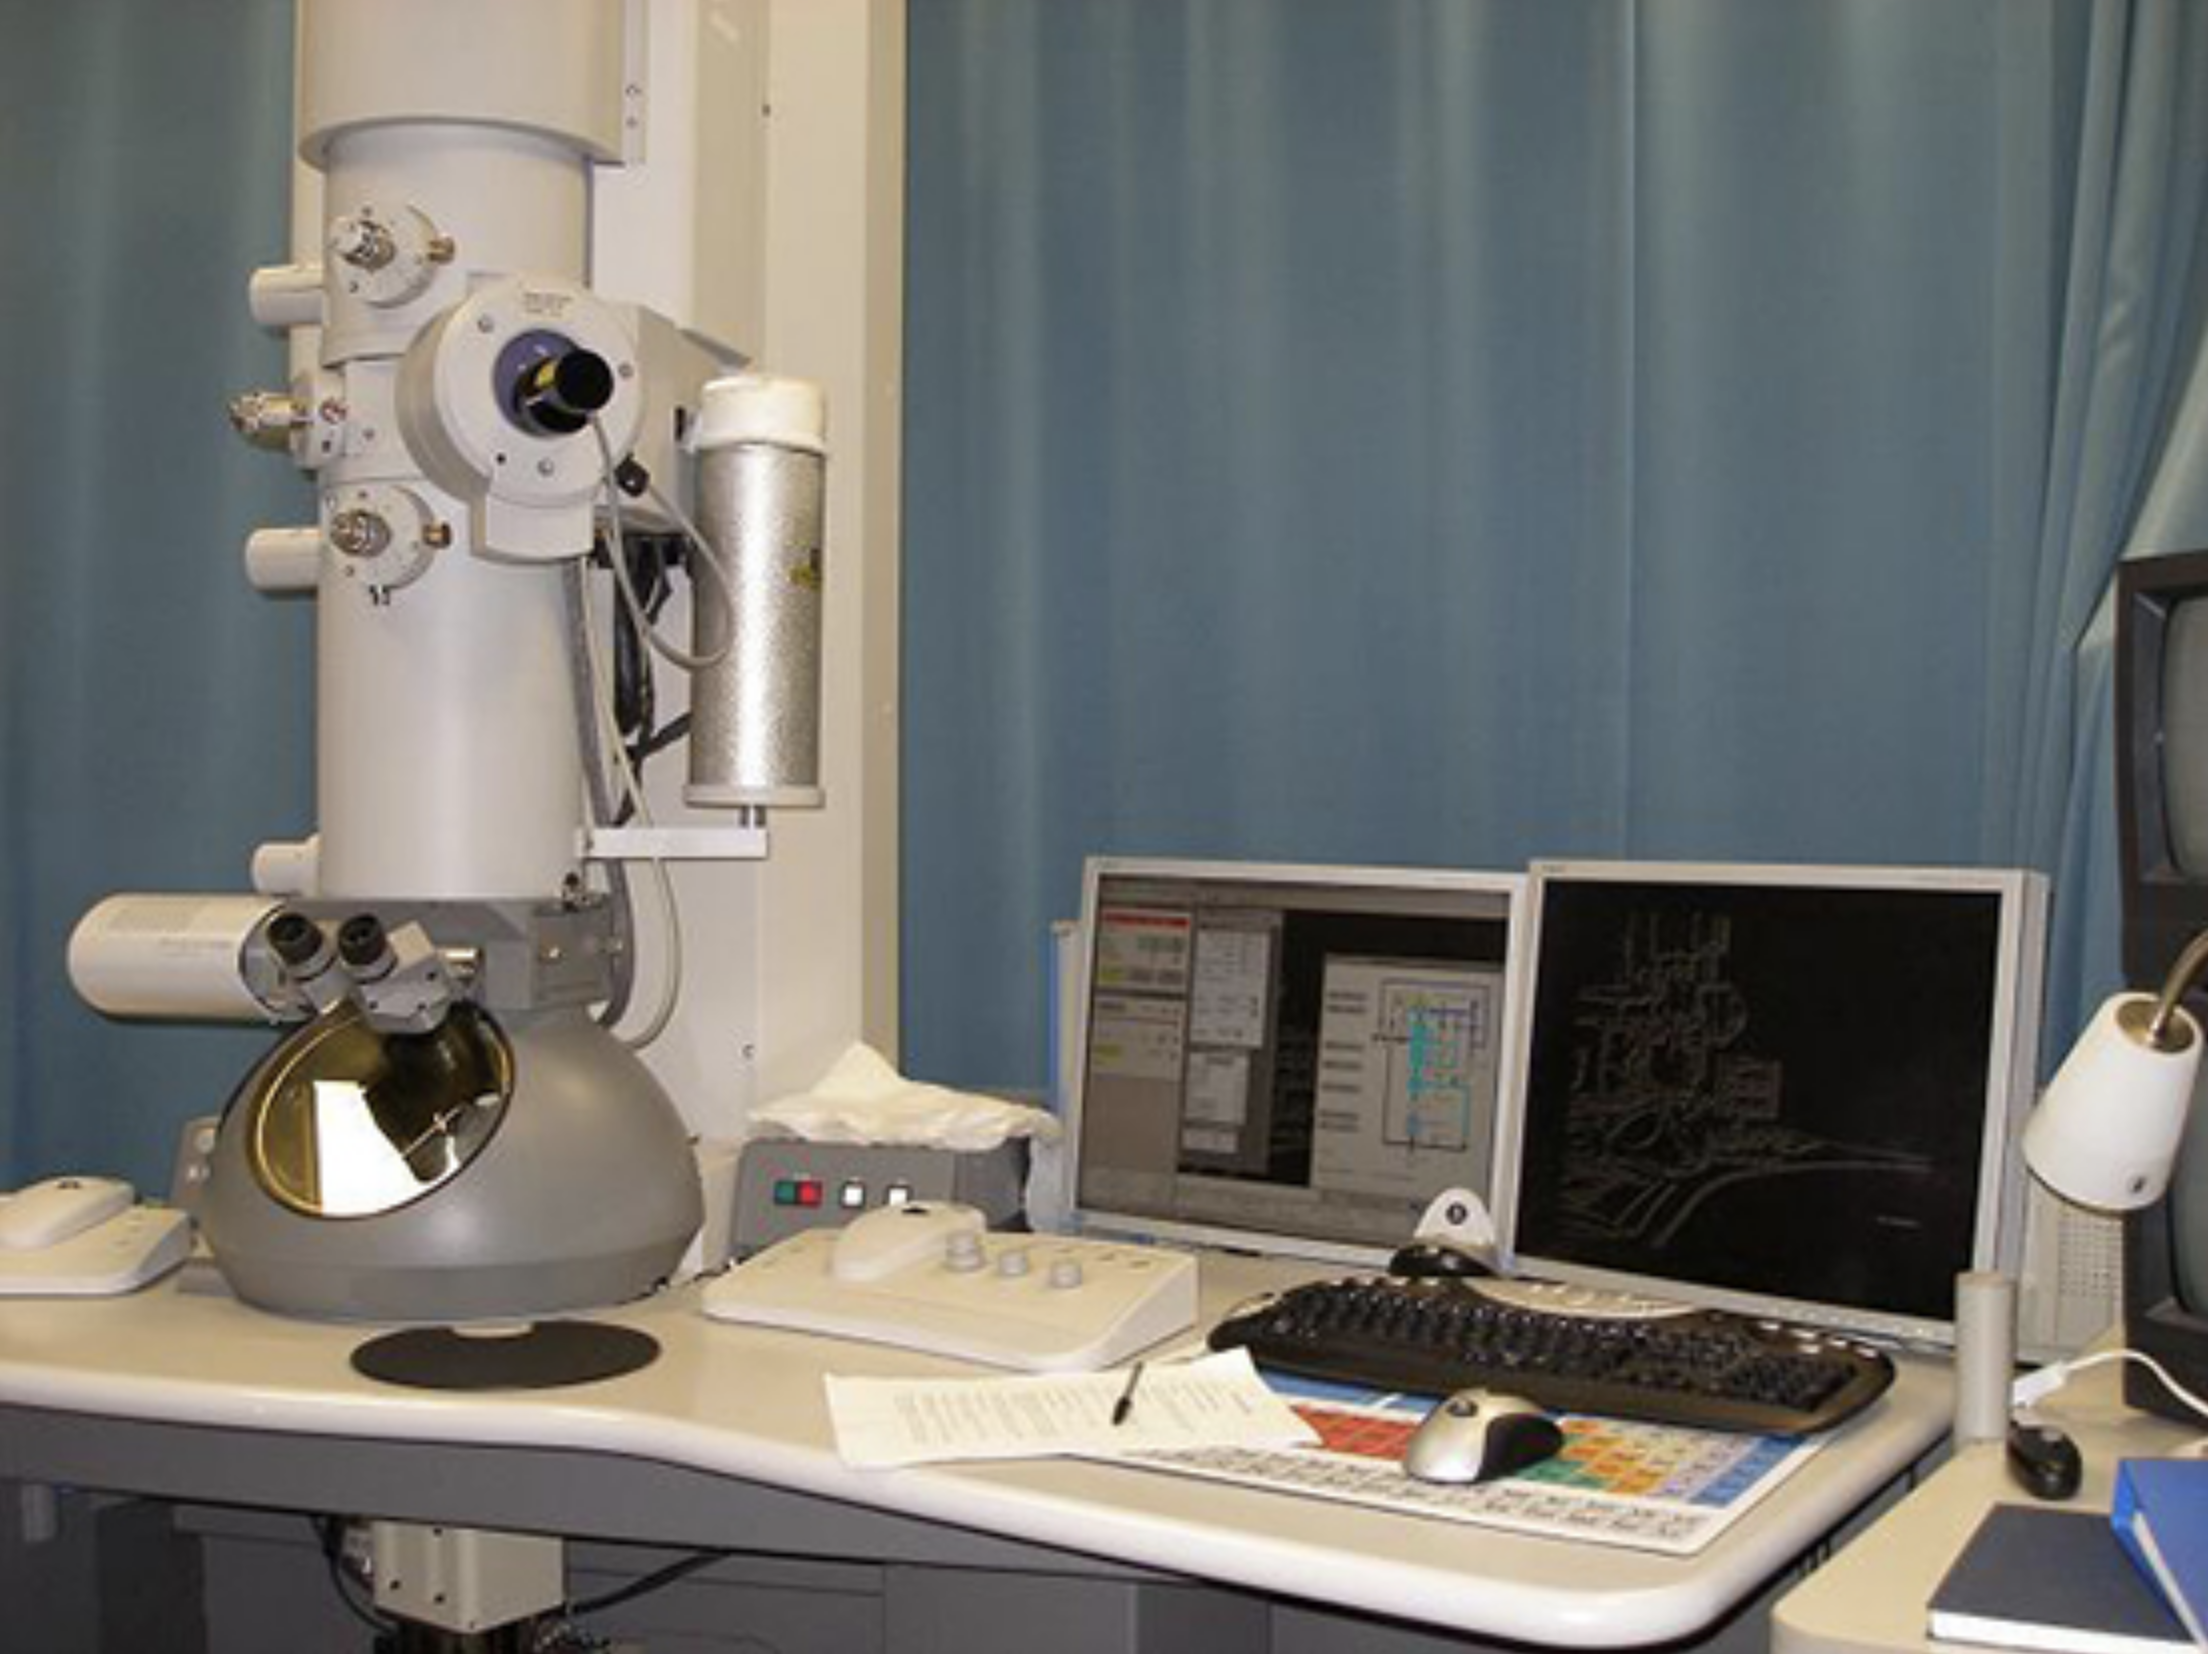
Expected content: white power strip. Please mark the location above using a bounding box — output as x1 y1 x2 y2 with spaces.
700 1220 1198 1372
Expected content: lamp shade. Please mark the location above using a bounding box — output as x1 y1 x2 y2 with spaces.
2024 992 2203 1211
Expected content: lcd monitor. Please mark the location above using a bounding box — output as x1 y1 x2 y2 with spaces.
1067 858 1525 1262
1496 862 2048 1347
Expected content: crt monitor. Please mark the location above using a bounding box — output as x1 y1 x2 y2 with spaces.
1495 861 2048 1348
2116 548 2208 1417
1067 858 1524 1262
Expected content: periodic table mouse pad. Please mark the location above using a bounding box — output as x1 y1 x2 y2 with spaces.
1113 1374 1818 1556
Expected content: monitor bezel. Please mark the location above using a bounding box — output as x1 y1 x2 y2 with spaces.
2114 549 2208 1420
1065 855 1529 1266
1490 859 2048 1350
2117 548 2208 993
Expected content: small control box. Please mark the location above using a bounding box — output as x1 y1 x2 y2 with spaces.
702 1202 1197 1371
729 1137 1027 1259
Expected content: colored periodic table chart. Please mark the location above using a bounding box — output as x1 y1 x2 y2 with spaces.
1125 1379 1818 1557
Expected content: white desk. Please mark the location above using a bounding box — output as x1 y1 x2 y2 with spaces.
0 1252 1950 1649
1773 1353 2200 1654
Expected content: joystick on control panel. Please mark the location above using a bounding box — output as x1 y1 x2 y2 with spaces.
703 1217 1198 1372
829 1201 987 1284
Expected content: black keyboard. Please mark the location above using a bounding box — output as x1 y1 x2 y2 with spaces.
1208 1276 1895 1435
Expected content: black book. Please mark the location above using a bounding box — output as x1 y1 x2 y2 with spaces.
1929 1506 2189 1654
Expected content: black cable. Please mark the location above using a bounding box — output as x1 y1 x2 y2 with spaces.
309 1516 394 1636
594 528 695 823
565 1548 731 1617
635 712 691 763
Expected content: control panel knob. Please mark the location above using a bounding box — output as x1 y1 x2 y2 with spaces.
996 1249 1031 1279
944 1232 987 1273
1048 1259 1085 1290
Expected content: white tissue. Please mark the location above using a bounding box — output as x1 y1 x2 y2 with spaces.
749 1043 1063 1154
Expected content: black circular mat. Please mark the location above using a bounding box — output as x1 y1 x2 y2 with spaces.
351 1320 660 1390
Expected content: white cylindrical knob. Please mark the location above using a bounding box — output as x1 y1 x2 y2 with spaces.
251 838 321 898
247 261 326 331
945 1232 987 1274
1048 1260 1085 1291
244 527 324 595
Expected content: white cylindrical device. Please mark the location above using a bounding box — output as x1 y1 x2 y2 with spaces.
685 374 828 809
247 262 325 332
245 527 323 595
251 837 322 899
298 0 618 900
1953 1270 2017 1446
69 895 285 1022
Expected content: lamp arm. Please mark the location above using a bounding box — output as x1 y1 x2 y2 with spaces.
2149 930 2208 1048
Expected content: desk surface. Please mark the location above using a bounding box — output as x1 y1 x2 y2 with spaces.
1773 1352 2201 1654
0 1252 1949 1648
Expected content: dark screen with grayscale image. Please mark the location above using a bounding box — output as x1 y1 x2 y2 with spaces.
1512 879 2004 1322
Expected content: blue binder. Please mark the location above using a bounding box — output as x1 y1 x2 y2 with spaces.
2114 1458 2208 1644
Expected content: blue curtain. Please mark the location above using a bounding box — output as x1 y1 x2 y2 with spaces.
7 1 2204 1191
0 0 309 1190
901 0 2187 1092
2034 4 2208 1050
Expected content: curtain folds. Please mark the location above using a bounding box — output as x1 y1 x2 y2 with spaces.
0 2 307 1187
2030 2 2208 1045
902 0 2199 1091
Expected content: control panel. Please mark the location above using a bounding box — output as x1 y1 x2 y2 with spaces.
730 1137 1026 1257
700 1202 1198 1372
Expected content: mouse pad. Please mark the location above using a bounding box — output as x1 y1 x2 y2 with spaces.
1114 1384 1816 1556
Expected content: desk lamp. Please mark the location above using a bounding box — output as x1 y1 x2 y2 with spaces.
2024 930 2208 1212
2014 930 2208 1427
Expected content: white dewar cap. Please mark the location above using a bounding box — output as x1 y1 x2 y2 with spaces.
688 372 828 456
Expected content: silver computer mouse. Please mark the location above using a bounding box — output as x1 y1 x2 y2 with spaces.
1402 1389 1565 1485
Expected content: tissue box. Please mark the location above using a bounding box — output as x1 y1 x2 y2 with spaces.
730 1137 1029 1259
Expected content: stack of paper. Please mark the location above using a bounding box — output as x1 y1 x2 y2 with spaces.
825 1350 1317 1469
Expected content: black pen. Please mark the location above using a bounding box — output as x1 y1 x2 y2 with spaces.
1110 1361 1147 1427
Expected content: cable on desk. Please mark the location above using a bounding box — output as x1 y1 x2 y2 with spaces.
2012 1347 2208 1423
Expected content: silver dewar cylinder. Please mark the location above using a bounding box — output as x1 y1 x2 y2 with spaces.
685 373 827 810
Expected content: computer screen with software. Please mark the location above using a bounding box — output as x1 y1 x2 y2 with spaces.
1494 861 2048 1347
1068 858 1525 1260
